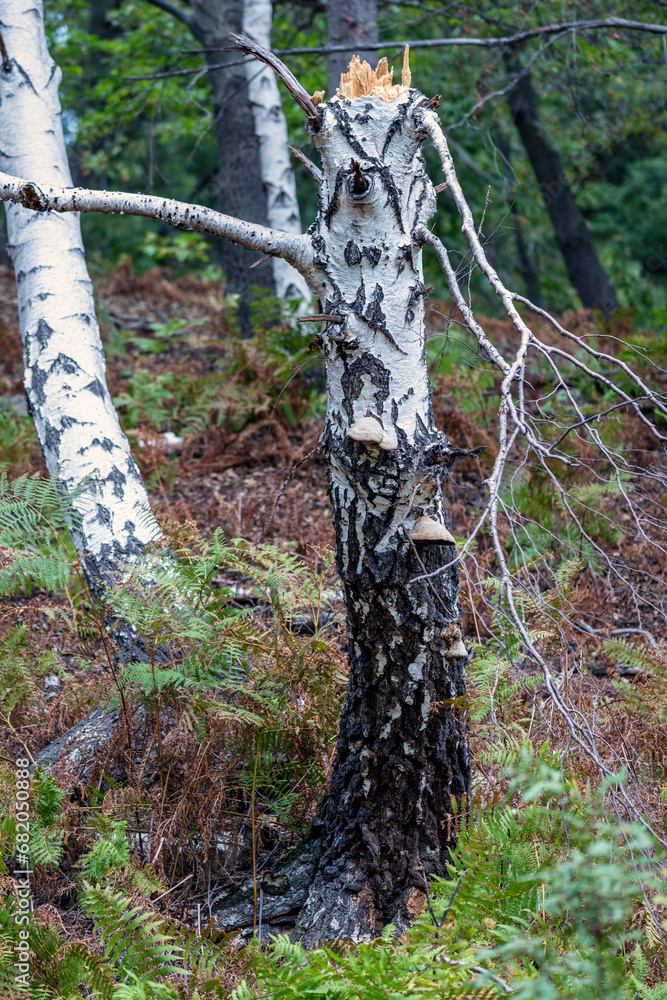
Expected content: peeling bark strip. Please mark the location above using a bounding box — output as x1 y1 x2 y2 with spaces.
0 0 160 594
293 88 469 943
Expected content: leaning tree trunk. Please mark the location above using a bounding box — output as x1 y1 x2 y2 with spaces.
506 57 619 315
327 0 379 97
0 0 160 598
188 0 309 332
0 40 470 943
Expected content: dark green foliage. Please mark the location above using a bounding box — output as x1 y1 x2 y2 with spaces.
29 769 67 867
0 473 81 596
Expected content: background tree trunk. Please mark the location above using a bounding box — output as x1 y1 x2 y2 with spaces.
327 0 379 96
242 0 311 305
88 0 120 37
506 58 619 314
294 87 470 943
186 0 309 332
495 131 543 307
0 0 160 596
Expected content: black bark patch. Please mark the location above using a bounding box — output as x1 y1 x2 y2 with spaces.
84 378 105 398
91 437 116 453
412 177 431 226
397 243 415 277
362 246 381 267
324 167 346 228
50 353 79 377
405 281 427 324
95 503 112 528
344 240 362 266
120 522 146 556
43 420 62 454
365 285 386 332
29 367 48 407
350 279 366 318
105 465 127 499
381 101 409 160
377 165 404 232
329 102 371 161
125 455 145 482
340 354 390 420
363 285 405 354
60 415 77 429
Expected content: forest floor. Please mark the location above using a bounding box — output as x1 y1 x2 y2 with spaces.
1 265 667 994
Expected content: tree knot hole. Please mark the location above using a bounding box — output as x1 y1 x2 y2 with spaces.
348 158 370 199
21 184 47 212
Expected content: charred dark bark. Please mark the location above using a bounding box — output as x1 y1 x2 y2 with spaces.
296 464 469 943
506 56 619 315
327 0 379 96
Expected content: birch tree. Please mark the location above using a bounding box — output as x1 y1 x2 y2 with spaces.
0 0 160 602
1 14 666 943
147 0 310 329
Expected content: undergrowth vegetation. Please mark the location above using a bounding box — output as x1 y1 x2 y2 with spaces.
0 284 666 996
0 465 667 998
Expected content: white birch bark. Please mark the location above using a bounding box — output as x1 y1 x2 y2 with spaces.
242 0 311 305
0 0 160 595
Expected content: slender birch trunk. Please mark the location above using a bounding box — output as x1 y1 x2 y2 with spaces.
242 0 311 304
0 40 470 940
0 0 160 597
186 0 309 330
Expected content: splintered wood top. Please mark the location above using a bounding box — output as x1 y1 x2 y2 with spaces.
336 46 412 101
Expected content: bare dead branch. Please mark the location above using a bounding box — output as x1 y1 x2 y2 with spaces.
228 32 321 122
288 144 322 184
0 170 314 279
144 0 194 30
272 17 667 56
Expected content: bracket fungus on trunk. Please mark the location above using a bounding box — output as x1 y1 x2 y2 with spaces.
444 626 469 661
347 415 398 451
410 515 456 545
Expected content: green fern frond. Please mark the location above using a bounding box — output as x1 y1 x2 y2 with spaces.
78 820 130 884
81 885 183 982
603 639 652 670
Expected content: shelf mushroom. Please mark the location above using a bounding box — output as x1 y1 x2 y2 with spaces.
445 627 468 661
347 416 398 451
410 516 455 545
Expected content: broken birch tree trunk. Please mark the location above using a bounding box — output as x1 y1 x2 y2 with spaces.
0 0 160 598
292 54 469 944
0 39 470 940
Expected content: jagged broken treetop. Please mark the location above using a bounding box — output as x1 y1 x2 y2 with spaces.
312 47 413 105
